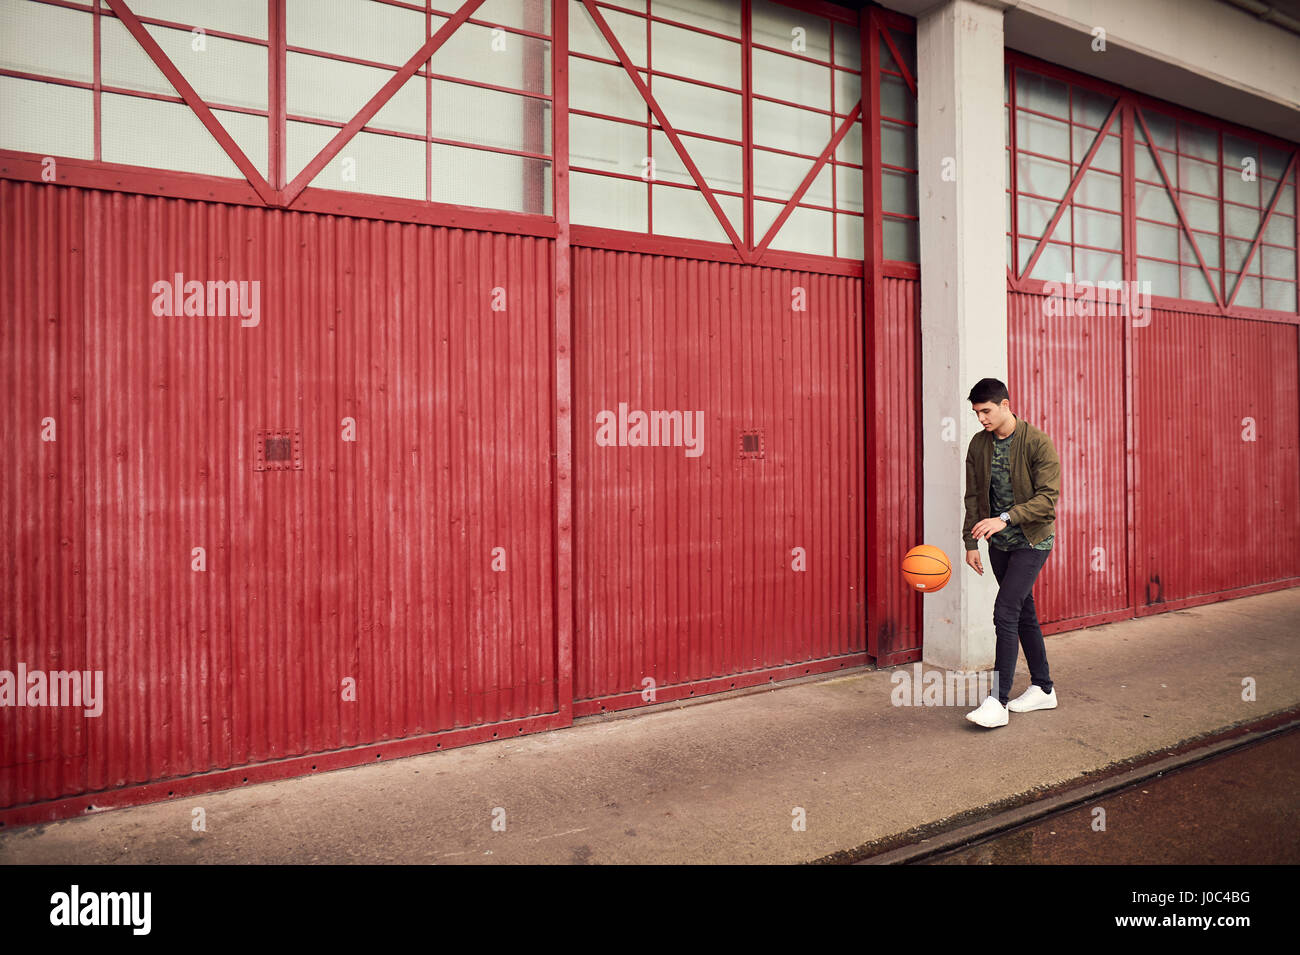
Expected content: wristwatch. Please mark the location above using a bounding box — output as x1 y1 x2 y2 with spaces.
999 511 1012 523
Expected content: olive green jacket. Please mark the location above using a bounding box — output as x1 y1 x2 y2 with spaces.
963 413 1061 551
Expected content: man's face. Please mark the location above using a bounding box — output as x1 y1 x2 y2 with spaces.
972 400 1009 431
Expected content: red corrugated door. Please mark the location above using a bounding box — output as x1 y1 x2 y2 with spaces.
571 248 867 706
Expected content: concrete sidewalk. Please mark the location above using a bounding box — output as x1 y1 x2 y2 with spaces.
2 588 1297 864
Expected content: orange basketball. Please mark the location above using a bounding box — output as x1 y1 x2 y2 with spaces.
902 544 952 592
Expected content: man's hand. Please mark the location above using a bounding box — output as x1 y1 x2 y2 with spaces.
971 517 1008 541
965 548 983 576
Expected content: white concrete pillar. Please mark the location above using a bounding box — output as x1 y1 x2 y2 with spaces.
917 0 1011 673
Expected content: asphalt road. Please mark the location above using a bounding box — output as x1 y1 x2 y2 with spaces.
925 727 1300 864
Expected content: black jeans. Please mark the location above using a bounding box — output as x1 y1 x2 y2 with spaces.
988 544 1053 705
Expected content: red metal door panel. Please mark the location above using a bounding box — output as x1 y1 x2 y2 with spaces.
1007 290 1131 628
1133 308 1300 605
571 247 866 704
0 181 558 811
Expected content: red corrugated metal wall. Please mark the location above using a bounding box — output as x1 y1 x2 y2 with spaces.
571 248 866 703
1 181 558 810
1008 289 1300 627
1007 290 1131 626
1132 306 1300 604
869 276 922 660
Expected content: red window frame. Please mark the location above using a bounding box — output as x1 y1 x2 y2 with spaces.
0 0 920 278
1006 49 1299 322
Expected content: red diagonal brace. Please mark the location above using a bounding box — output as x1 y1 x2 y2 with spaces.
753 103 862 259
281 0 487 206
1226 151 1297 308
1133 108 1224 308
104 0 276 204
1019 98 1121 281
580 0 746 258
880 28 915 97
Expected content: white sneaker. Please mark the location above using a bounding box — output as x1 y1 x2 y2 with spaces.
1007 685 1058 713
965 696 1008 728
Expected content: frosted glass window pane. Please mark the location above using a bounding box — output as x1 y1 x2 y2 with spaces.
569 58 646 122
0 76 93 159
0 0 93 82
768 204 832 256
1181 193 1219 233
1179 155 1218 198
1075 168 1121 212
881 120 916 169
653 21 739 90
1261 245 1296 281
1072 128 1119 172
432 80 550 154
430 142 550 213
1137 221 1179 260
571 114 644 174
1025 240 1069 280
879 74 914 124
1224 202 1260 239
883 217 918 262
652 186 735 243
753 99 827 154
1263 212 1295 247
1018 196 1066 242
1135 182 1177 224
834 121 861 165
1262 279 1296 311
657 0 740 36
1182 231 1220 269
1180 266 1216 302
1075 249 1122 283
1140 111 1176 150
477 0 551 33
1178 121 1217 162
1232 275 1261 308
1225 238 1260 275
287 52 406 125
1015 70 1067 118
1222 167 1258 206
887 30 915 75
651 130 742 194
286 0 423 64
1154 148 1178 186
752 48 828 112
883 168 917 217
834 24 860 71
752 0 828 58
1017 111 1069 161
1137 257 1178 297
306 128 424 200
834 71 861 117
113 0 267 39
753 149 813 202
836 165 861 212
1133 142 1160 183
570 169 647 231
1071 87 1114 129
102 92 252 177
1260 146 1290 181
652 76 740 141
1017 153 1069 201
1073 207 1122 251
569 1 645 65
836 213 863 259
286 119 335 180
100 21 268 110
429 22 549 94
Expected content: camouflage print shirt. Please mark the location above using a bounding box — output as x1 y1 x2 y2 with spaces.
988 430 1054 551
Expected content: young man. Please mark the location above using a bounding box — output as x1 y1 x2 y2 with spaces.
961 378 1061 728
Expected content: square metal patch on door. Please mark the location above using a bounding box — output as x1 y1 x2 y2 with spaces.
254 429 303 471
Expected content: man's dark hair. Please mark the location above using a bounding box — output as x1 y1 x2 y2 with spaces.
967 378 1010 406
